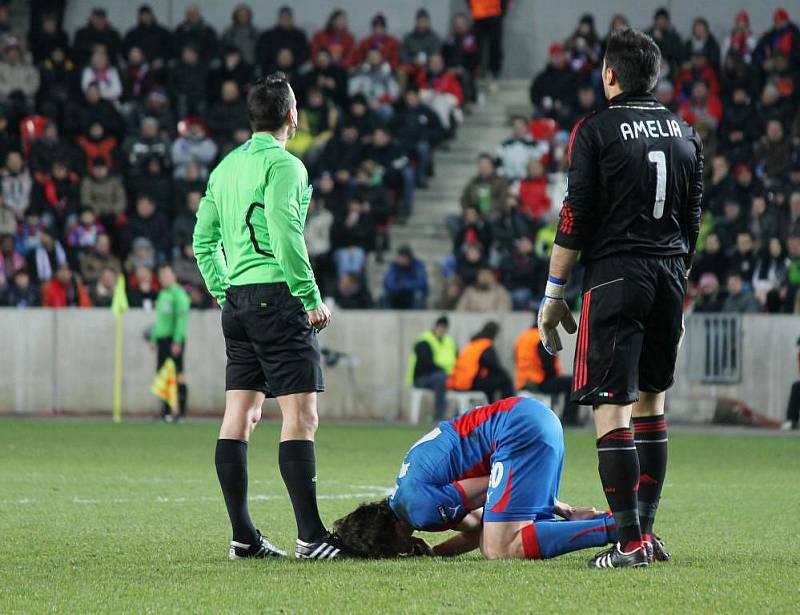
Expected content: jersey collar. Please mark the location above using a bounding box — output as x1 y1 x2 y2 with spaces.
607 91 660 105
249 132 282 150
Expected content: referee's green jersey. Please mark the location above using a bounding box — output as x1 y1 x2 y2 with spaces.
192 133 321 310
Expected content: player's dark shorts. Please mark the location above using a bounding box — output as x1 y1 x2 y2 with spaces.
156 338 183 373
571 254 686 406
222 282 324 397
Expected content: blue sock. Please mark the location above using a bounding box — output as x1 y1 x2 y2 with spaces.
522 513 616 559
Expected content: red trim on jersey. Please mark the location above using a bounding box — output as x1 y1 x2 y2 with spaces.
489 467 514 513
558 201 574 235
574 290 592 391
566 116 588 165
451 397 522 438
452 481 470 509
456 449 494 481
521 523 542 560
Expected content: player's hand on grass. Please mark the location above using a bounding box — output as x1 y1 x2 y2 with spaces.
537 297 577 355
408 537 434 557
566 506 602 521
307 302 331 332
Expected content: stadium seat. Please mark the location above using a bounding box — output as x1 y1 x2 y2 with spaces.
528 118 558 141
408 388 488 424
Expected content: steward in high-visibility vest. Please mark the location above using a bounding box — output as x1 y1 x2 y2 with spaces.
408 315 458 421
469 0 502 20
514 326 561 390
407 322 458 385
448 321 514 402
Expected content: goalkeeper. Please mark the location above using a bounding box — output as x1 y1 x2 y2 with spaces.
193 73 346 560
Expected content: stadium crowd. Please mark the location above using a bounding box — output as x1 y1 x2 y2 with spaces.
0 3 485 309
445 7 800 315
0 4 799 315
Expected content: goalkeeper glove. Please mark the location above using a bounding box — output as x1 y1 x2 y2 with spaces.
537 276 577 356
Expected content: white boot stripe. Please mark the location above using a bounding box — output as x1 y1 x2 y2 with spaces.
310 544 327 558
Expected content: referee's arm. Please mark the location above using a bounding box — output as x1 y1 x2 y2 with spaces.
263 158 322 312
193 176 230 307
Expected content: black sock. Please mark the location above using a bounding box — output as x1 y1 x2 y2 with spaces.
597 427 642 551
632 415 668 538
279 440 327 542
178 384 188 417
215 439 257 544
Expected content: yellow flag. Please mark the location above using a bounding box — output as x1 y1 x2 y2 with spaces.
150 358 178 413
111 273 129 317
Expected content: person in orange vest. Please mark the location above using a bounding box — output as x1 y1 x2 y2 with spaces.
448 320 513 402
468 0 508 80
515 320 580 425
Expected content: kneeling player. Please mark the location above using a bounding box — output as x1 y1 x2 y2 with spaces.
334 397 658 560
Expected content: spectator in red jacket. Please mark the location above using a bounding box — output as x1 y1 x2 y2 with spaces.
721 10 756 63
674 51 720 105
353 14 400 69
77 122 118 170
417 53 464 131
516 158 551 221
679 80 723 132
41 264 92 308
310 9 355 68
753 8 800 74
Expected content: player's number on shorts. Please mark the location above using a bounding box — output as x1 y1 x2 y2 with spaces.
648 150 667 220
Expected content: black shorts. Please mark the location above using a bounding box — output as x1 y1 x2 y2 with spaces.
222 283 324 397
571 254 686 406
156 338 184 373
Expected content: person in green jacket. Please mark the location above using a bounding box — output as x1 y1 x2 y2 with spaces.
150 264 191 421
192 72 343 560
407 315 458 421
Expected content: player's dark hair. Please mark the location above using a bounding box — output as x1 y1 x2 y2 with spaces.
333 500 412 558
247 72 293 132
474 320 500 340
604 29 661 95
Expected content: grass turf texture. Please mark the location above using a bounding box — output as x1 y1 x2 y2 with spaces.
1 420 798 614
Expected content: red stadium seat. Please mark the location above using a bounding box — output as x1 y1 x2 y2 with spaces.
19 115 50 159
528 118 558 141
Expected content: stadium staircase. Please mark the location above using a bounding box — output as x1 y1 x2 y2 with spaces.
366 79 532 305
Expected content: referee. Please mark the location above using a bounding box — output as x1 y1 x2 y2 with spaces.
150 264 191 421
538 30 703 568
193 73 344 560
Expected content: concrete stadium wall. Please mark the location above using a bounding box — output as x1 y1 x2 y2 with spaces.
0 308 796 422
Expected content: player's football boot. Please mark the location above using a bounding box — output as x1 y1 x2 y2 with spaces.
229 530 287 560
644 534 671 563
588 542 650 569
295 533 351 560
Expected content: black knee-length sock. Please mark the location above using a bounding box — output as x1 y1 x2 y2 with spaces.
597 427 642 551
215 439 257 544
178 384 188 417
632 415 668 538
279 440 327 542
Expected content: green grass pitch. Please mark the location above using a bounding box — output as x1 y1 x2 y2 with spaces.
1 419 798 614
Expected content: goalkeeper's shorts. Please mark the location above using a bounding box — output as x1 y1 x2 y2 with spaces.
571 254 686 407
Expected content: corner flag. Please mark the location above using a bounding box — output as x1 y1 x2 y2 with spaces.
150 358 178 414
111 274 128 422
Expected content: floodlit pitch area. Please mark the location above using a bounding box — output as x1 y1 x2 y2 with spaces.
1 420 797 614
